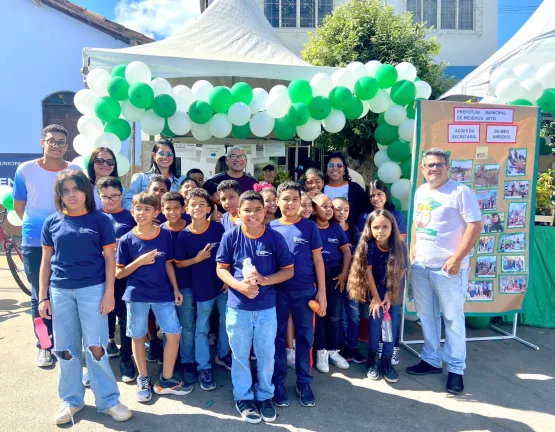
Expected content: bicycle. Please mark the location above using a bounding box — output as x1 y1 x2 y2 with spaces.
0 209 31 296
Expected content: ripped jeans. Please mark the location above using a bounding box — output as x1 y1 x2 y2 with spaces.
51 284 121 412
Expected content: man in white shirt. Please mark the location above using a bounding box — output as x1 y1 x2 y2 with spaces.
406 148 481 394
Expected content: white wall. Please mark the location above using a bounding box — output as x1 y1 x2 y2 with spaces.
0 1 128 154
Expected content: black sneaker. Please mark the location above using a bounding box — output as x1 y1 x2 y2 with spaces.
349 348 366 364
365 350 380 380
146 339 162 364
406 360 443 376
296 383 315 407
273 383 289 407
215 353 232 371
380 356 399 383
107 340 120 358
198 369 216 391
236 400 261 424
182 363 198 385
446 372 464 394
258 399 276 422
120 360 137 383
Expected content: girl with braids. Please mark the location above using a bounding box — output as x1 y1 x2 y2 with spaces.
348 209 407 383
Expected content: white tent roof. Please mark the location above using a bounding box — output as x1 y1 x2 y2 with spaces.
440 0 555 100
82 0 335 87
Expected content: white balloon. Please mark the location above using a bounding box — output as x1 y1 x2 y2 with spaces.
77 115 104 139
73 134 94 156
384 105 407 126
249 100 261 115
322 109 346 133
369 89 392 113
6 210 22 227
150 78 174 97
358 101 370 119
168 111 191 135
94 133 122 154
490 67 516 90
74 89 100 116
536 62 555 88
252 88 269 107
173 85 195 112
192 80 213 102
269 85 289 99
331 68 355 91
191 122 212 141
378 161 402 184
125 61 152 85
210 113 233 138
346 62 368 81
311 73 334 97
377 143 389 151
401 196 410 211
391 179 411 202
513 64 537 81
87 68 110 97
250 112 275 137
496 78 524 102
265 94 291 118
398 119 416 142
116 154 131 176
365 60 382 78
396 62 417 81
141 110 165 136
296 118 321 142
414 81 432 100
228 102 251 126
520 79 544 102
479 96 505 105
121 100 145 121
72 155 87 172
374 150 391 167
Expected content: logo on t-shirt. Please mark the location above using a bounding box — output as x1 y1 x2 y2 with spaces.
293 236 308 245
115 223 132 230
415 199 442 236
79 227 98 235
255 249 272 257
155 251 166 258
327 238 339 244
209 242 220 251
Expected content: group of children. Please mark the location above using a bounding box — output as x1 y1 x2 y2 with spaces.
38 169 407 425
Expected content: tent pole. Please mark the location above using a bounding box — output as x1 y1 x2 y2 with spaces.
129 122 136 187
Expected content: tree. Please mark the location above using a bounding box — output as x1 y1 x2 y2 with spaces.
302 0 454 159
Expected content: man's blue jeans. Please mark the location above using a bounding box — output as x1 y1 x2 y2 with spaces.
410 264 468 375
195 292 230 370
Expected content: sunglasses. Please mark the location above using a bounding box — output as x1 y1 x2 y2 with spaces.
94 158 116 166
157 151 174 158
328 163 344 169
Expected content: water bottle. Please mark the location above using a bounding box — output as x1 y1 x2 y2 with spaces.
34 317 52 349
381 311 393 343
242 258 256 279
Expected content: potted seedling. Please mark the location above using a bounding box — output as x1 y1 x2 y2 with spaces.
535 169 555 225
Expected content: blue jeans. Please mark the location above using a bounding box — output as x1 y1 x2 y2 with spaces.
196 292 230 370
22 246 53 347
51 284 120 412
339 290 360 349
177 289 195 364
226 306 277 402
369 301 401 358
410 264 468 375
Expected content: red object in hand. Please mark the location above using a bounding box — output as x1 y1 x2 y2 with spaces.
34 317 52 349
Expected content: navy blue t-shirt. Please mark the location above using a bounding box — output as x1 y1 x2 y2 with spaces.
270 217 322 291
161 222 192 289
358 209 407 235
117 227 174 302
176 221 225 302
317 222 349 267
220 212 241 231
41 210 116 289
343 224 361 256
102 208 135 238
366 241 389 291
216 225 294 311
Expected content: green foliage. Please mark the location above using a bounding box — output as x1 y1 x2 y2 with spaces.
541 120 555 143
302 0 454 158
535 169 554 210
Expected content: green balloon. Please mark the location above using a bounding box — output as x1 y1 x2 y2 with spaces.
288 80 313 104
538 89 555 111
400 158 412 179
232 123 250 139
274 116 296 140
540 144 552 155
390 80 417 106
162 120 175 137
377 112 386 125
510 99 533 106
128 82 154 109
105 119 131 141
94 96 121 123
374 123 399 145
540 137 547 146
188 101 213 124
343 97 364 120
309 96 332 120
231 82 253 105
107 77 130 101
329 86 354 110
152 94 177 118
375 64 398 89
387 139 411 162
391 196 402 211
111 64 127 78
1 190 14 211
354 76 379 101
414 76 421 82
287 102 310 126
406 104 416 119
209 86 233 113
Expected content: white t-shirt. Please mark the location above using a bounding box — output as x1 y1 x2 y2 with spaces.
413 179 481 268
324 182 349 200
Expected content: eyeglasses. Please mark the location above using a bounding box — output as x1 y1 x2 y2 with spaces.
328 163 344 169
99 194 122 202
422 163 447 170
94 158 116 166
45 138 68 148
157 151 174 158
228 154 247 161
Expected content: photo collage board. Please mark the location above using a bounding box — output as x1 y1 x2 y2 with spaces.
406 101 540 315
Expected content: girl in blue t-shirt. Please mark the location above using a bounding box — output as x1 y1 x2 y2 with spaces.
347 209 407 384
38 169 131 425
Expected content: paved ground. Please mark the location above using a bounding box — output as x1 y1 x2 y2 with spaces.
1 257 554 432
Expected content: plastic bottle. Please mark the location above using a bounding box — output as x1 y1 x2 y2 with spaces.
242 258 256 280
381 311 393 343
34 317 52 349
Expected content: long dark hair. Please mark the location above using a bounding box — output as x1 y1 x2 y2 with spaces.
368 180 397 212
347 209 406 304
87 147 119 185
150 139 180 177
324 151 351 183
54 170 96 213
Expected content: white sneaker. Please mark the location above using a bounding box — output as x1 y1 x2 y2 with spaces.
55 405 84 425
36 349 53 368
286 348 296 369
391 347 400 366
104 403 132 422
328 350 350 370
82 370 91 387
316 349 329 373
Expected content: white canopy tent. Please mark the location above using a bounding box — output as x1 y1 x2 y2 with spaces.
440 0 555 101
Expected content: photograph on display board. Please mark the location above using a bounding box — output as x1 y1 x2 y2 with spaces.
501 255 526 273
477 235 496 254
508 202 527 228
474 164 501 188
503 180 530 199
499 233 526 253
506 148 527 176
450 160 473 184
467 280 494 302
477 189 498 211
499 275 527 294
481 212 505 233
475 255 497 278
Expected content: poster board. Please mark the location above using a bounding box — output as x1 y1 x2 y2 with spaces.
406 101 541 316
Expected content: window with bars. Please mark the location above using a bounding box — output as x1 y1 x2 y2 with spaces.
264 0 334 28
407 0 474 30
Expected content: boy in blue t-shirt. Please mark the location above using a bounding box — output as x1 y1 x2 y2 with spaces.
97 176 137 383
147 175 170 225
116 192 191 403
175 188 230 391
270 182 326 408
217 180 242 231
216 191 294 424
